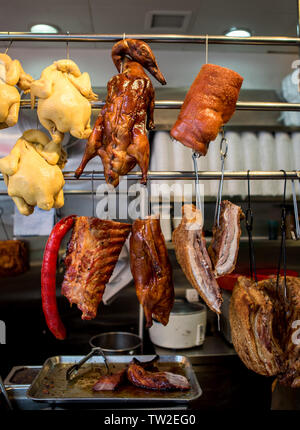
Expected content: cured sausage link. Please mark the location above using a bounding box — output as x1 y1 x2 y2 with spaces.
41 215 76 339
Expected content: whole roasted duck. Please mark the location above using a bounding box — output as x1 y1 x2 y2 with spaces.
130 215 174 327
75 39 166 187
171 64 243 155
230 276 300 388
41 216 131 339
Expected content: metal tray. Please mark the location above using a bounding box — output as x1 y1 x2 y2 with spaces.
27 355 202 404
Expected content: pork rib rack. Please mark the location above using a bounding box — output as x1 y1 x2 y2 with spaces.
62 217 131 320
171 64 243 155
130 215 174 327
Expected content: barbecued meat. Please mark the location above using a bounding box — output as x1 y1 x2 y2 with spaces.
61 217 131 319
208 201 244 277
130 215 174 327
127 358 190 391
93 369 126 391
171 64 243 155
172 204 222 314
75 39 166 187
0 240 28 276
230 276 300 387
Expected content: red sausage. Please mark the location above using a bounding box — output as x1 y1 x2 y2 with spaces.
41 215 76 339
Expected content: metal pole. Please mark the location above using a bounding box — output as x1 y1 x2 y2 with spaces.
1 171 299 183
20 99 300 111
0 32 300 46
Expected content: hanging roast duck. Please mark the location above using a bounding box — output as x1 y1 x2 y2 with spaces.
75 39 166 187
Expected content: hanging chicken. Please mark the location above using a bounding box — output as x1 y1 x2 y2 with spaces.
30 59 98 164
75 39 166 187
0 53 33 129
171 64 243 155
0 129 66 215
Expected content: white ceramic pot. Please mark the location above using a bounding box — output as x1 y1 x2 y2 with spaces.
149 300 207 349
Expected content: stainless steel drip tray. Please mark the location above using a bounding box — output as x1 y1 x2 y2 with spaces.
26 355 202 405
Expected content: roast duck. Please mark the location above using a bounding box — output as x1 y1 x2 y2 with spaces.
130 215 174 328
171 64 243 155
93 356 190 392
41 214 173 339
230 276 300 388
0 130 66 215
173 201 244 314
75 39 166 187
0 54 33 129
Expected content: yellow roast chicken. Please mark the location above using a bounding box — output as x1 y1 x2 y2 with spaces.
0 54 33 129
30 59 98 163
0 129 66 216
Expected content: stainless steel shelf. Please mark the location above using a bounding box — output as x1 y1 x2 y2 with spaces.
20 99 300 112
1 33 300 46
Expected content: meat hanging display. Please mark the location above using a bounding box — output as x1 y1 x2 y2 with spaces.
75 39 166 187
30 59 98 160
230 276 300 388
172 204 223 314
41 216 131 339
0 53 33 129
171 64 243 155
0 129 66 216
208 200 245 276
130 215 174 327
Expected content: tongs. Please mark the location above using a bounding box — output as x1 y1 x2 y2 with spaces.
66 347 109 382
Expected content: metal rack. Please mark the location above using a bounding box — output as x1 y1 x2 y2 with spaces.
1 33 300 46
0 31 300 186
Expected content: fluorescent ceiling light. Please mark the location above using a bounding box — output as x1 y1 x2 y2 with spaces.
30 24 59 33
225 28 251 37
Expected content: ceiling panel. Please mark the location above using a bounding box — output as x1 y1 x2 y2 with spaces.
0 0 94 33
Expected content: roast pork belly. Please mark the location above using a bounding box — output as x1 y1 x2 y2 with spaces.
171 64 243 155
93 369 126 391
0 240 29 277
61 217 131 320
208 200 244 277
130 215 174 327
172 204 222 314
230 276 283 377
127 358 190 391
230 276 300 387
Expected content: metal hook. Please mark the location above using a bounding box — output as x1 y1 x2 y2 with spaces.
192 152 202 212
291 173 300 239
276 169 287 299
214 130 228 226
66 31 70 60
91 170 95 217
205 34 209 64
0 208 9 240
4 32 12 55
120 33 126 74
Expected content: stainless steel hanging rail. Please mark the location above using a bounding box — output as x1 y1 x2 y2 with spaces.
1 33 300 46
1 171 297 182
20 99 300 111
